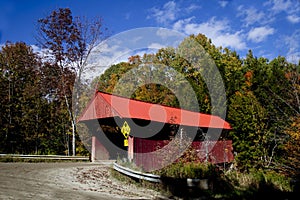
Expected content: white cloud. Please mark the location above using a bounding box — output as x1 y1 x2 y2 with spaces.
287 15 300 23
156 27 185 38
30 45 55 62
173 17 194 32
31 44 41 53
148 43 166 49
88 42 129 66
266 0 293 13
237 6 265 27
264 0 300 28
83 27 187 83
265 0 300 16
213 32 246 50
286 52 300 63
147 1 201 25
148 1 178 24
219 1 229 8
185 4 201 13
82 42 131 84
283 29 300 63
247 26 275 43
173 17 247 50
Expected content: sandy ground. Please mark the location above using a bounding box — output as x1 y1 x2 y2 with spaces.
0 162 163 200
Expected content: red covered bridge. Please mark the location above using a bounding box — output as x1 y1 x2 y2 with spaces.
78 91 233 171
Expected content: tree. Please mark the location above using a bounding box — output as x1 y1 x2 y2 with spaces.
281 62 300 177
250 56 298 169
95 32 300 175
39 62 76 155
0 42 42 153
0 42 81 155
225 52 300 172
97 33 235 114
228 91 268 170
36 8 106 156
284 116 300 177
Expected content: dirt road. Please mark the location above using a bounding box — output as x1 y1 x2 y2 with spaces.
0 162 162 200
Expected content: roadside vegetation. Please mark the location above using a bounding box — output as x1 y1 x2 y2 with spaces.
113 151 296 199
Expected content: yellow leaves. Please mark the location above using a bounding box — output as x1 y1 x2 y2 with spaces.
284 116 300 174
245 80 252 87
286 118 300 140
235 91 242 96
204 95 209 104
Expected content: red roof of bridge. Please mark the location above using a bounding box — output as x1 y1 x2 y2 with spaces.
78 91 231 129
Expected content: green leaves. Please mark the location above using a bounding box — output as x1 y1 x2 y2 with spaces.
228 91 268 170
0 43 42 154
0 42 78 155
96 33 300 174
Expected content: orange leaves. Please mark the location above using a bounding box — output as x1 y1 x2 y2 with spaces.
128 55 141 64
244 70 253 87
244 70 253 80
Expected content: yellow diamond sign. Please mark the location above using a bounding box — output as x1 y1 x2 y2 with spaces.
124 139 128 147
121 121 130 139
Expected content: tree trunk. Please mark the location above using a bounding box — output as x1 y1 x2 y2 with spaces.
72 120 76 156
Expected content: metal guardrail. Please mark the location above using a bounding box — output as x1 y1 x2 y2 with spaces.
113 162 210 189
0 154 90 161
113 162 161 183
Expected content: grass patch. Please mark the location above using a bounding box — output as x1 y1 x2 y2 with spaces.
111 160 296 199
156 162 219 179
218 169 294 199
115 157 145 172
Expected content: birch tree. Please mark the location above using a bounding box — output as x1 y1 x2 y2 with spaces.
36 8 106 156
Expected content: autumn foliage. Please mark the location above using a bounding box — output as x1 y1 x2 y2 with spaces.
0 8 299 182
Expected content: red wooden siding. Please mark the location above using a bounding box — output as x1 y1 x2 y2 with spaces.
133 138 234 171
191 140 234 163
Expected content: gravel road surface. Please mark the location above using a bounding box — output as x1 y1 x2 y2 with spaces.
0 162 162 200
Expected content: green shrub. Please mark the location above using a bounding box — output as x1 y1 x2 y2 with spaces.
221 169 293 198
158 162 219 179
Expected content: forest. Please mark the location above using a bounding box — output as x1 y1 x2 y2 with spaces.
0 8 299 181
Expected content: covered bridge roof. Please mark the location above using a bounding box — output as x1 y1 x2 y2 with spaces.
78 91 231 129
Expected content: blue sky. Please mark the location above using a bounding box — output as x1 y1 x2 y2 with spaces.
0 0 300 63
